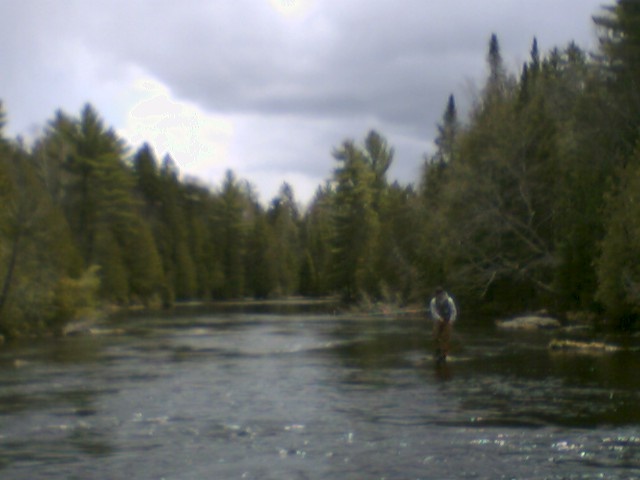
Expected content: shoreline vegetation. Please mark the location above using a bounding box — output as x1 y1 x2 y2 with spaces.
2 1 640 340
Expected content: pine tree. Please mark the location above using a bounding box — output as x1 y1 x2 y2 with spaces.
0 141 83 337
217 170 247 298
54 105 133 265
434 95 458 166
485 33 509 102
268 183 301 296
245 208 275 298
122 219 164 304
594 0 640 152
41 105 168 305
157 156 198 300
331 140 379 301
363 130 393 210
420 95 458 218
300 184 334 296
132 143 162 207
376 182 421 302
530 37 541 78
596 152 640 326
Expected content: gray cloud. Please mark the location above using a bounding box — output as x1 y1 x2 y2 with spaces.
0 0 606 203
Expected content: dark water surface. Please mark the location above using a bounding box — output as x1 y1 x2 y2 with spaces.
1 305 639 479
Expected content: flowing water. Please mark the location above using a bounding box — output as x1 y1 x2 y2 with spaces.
1 303 639 479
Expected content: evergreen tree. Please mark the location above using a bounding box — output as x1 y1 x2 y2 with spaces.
434 94 458 166
484 33 510 102
132 143 163 207
157 157 197 300
331 140 379 301
94 228 129 302
51 105 132 265
268 183 301 296
217 170 248 298
193 185 220 299
596 146 640 326
421 95 459 207
544 44 608 312
0 141 83 337
363 130 393 210
417 96 460 292
122 219 164 304
245 207 275 298
530 37 541 78
376 182 421 302
42 105 165 305
593 1 640 162
300 184 334 296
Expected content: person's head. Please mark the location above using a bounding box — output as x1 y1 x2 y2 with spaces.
435 287 445 300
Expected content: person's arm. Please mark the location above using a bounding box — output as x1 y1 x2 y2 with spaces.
448 297 458 323
430 298 441 321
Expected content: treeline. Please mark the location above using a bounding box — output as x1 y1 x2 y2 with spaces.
417 1 640 328
1 1 639 337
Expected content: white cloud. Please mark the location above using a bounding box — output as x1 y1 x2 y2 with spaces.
117 74 234 181
268 0 317 18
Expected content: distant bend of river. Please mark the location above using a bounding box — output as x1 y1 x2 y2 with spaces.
1 303 639 479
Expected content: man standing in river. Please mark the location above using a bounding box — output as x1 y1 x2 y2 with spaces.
430 287 457 362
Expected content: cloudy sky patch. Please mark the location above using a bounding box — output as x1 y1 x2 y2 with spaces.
1 0 605 204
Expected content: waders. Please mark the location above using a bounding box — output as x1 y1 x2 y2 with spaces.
433 319 451 363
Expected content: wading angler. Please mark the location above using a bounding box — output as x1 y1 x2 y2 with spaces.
429 287 457 363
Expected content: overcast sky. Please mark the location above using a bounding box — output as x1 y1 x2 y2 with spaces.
1 0 607 205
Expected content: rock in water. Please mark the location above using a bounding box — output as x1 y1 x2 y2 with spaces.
496 315 561 330
548 339 621 352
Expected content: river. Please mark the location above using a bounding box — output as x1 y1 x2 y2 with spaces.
1 303 639 479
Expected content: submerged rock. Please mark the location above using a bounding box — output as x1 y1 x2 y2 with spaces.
496 315 561 330
86 328 125 336
63 322 124 337
62 320 95 336
549 339 621 353
13 359 30 368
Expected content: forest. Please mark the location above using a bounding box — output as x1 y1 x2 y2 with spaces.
1 1 639 339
